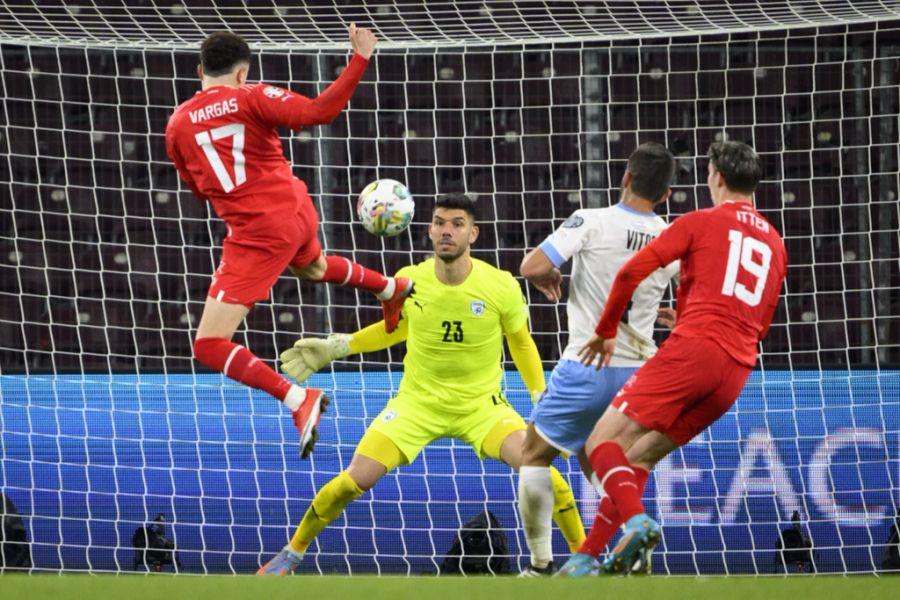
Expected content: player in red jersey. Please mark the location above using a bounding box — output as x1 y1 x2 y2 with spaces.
562 141 788 576
165 27 413 459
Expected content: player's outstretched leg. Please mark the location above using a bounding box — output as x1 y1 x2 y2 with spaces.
194 334 328 459
601 513 661 574
286 386 330 458
258 466 374 576
586 441 659 574
560 466 651 576
313 255 394 297
295 256 414 333
381 277 414 333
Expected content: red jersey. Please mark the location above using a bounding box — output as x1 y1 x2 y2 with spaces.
597 201 787 367
165 54 368 227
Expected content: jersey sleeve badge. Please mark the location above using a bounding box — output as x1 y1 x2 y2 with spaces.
263 86 285 99
563 214 584 228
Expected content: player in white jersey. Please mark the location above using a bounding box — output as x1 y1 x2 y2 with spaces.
516 143 679 576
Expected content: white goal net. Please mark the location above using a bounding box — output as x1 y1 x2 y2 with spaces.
0 0 898 575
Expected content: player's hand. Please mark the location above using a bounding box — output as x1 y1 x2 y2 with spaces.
280 334 351 382
349 23 377 59
656 307 677 328
578 334 616 369
529 268 563 302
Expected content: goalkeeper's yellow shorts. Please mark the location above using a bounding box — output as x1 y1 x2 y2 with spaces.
358 390 526 467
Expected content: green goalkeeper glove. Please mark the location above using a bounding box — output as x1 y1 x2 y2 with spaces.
279 334 352 382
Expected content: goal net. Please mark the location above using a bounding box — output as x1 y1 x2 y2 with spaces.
1 0 898 575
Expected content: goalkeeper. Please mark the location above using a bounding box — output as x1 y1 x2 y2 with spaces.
258 193 585 575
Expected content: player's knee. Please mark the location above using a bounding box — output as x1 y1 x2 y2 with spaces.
345 467 379 492
521 428 556 466
292 255 327 281
346 454 389 491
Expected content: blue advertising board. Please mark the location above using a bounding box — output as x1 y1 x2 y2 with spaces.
1 371 897 574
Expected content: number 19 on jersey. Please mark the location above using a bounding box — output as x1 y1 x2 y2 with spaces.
721 229 773 307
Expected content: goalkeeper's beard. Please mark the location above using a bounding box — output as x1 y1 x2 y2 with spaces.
433 239 468 263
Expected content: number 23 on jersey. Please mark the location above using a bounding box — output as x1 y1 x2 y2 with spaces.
441 320 464 343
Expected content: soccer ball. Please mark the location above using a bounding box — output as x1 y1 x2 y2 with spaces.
356 178 415 237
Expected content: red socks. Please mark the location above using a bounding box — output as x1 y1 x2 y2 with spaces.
193 337 292 401
589 441 646 523
320 255 389 295
579 466 649 556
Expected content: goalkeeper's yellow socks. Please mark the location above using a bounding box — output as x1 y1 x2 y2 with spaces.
550 466 586 553
289 470 365 554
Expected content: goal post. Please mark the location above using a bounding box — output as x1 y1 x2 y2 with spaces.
0 1 898 575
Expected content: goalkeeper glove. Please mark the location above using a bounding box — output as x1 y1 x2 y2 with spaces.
531 389 545 405
279 334 351 383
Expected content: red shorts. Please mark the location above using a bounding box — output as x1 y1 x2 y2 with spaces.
611 333 752 445
208 186 321 307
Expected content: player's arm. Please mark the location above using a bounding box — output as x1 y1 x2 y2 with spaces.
252 26 374 130
280 318 408 382
349 317 409 353
498 270 545 401
520 247 562 302
597 246 668 338
292 51 368 126
505 323 546 404
579 214 695 368
303 24 377 124
520 210 591 302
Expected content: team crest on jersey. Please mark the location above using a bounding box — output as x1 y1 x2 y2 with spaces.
470 300 486 316
563 214 584 228
263 86 285 99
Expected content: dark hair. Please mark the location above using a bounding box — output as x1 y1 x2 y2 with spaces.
200 32 251 77
434 193 477 221
627 142 676 203
708 141 763 194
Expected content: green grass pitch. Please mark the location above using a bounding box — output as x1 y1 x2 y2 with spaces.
0 574 895 600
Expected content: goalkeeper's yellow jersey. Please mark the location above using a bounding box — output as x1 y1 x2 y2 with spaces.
394 257 529 413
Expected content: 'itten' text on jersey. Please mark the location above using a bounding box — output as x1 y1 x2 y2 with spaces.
736 210 770 233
